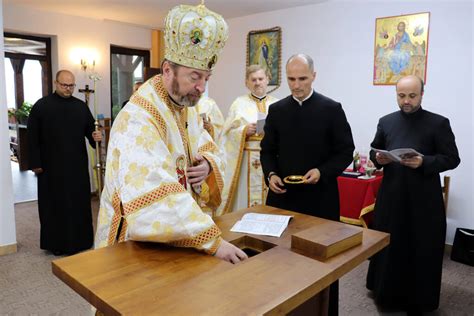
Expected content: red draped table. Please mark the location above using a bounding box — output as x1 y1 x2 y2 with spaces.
338 172 383 228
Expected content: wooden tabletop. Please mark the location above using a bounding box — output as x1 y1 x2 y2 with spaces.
52 205 389 315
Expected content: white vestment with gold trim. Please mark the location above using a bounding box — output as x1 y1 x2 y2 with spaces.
95 75 225 254
216 94 278 216
196 96 225 141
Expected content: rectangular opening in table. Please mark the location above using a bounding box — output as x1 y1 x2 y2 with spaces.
230 235 277 257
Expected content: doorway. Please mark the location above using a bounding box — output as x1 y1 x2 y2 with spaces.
4 32 52 202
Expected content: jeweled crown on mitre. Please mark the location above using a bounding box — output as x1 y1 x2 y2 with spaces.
164 2 229 71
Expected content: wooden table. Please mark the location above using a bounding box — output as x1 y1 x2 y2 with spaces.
52 205 389 315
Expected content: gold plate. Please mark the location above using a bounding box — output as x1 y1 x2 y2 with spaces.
283 175 305 184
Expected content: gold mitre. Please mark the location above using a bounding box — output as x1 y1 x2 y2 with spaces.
164 2 229 71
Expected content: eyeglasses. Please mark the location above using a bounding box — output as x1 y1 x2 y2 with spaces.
57 82 76 89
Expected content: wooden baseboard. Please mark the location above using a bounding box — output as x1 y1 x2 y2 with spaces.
0 243 17 256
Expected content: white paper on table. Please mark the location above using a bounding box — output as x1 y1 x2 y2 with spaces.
230 212 293 237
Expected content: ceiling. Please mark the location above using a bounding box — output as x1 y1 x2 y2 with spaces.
4 0 326 29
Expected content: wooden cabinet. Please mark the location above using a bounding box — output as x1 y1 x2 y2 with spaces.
9 124 30 171
17 125 29 171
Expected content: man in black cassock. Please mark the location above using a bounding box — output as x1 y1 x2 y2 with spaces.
28 70 102 256
366 75 460 314
260 54 355 316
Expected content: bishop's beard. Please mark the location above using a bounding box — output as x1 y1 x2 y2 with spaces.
171 77 201 107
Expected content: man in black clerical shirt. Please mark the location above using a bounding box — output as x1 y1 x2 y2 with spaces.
260 54 355 316
28 70 102 256
366 75 460 314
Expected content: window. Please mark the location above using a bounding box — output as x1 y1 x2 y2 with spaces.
23 60 43 105
4 32 52 171
4 32 52 109
110 45 150 120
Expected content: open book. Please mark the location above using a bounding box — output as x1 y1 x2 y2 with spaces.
230 213 293 237
371 147 423 162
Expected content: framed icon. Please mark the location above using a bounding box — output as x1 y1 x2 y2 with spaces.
247 26 282 93
373 12 430 85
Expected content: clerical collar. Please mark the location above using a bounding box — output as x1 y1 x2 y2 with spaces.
54 91 72 100
250 94 267 102
401 106 423 118
293 90 314 106
168 94 185 111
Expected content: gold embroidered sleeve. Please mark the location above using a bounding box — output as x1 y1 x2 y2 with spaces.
169 225 221 250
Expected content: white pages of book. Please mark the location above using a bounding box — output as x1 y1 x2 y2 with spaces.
256 112 267 134
230 212 293 237
371 147 423 162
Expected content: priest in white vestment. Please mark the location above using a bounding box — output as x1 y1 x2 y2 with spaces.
196 95 225 141
194 95 225 215
216 65 279 216
95 3 247 263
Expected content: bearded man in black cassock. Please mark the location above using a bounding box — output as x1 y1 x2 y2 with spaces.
366 75 460 314
28 70 102 256
260 54 355 316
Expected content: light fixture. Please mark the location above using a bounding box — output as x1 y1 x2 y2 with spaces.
70 47 98 72
80 58 96 72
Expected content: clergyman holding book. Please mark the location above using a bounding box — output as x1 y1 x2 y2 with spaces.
366 75 460 314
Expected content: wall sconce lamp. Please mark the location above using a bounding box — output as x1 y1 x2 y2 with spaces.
80 58 96 72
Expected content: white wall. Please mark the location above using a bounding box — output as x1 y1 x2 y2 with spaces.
0 0 17 249
3 4 152 117
210 1 473 243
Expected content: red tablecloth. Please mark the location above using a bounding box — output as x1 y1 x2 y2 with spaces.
338 173 383 227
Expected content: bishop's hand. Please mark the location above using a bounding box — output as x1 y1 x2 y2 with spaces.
214 239 248 264
187 154 210 185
